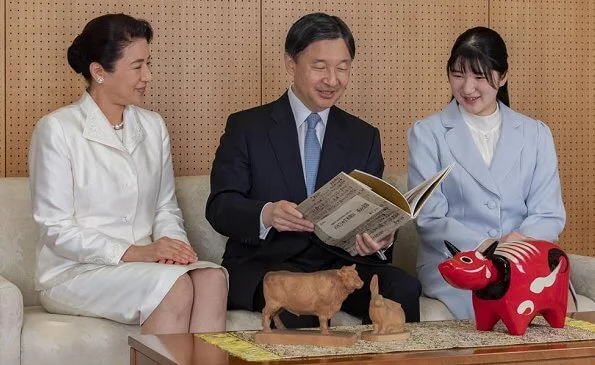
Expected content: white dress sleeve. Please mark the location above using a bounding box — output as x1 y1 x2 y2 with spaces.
151 115 189 243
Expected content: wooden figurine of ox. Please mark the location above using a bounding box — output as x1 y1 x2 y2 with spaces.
261 264 363 334
438 240 570 335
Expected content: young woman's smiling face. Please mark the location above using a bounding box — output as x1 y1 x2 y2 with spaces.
448 61 507 116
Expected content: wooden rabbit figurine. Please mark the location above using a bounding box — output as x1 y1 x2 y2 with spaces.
361 274 409 341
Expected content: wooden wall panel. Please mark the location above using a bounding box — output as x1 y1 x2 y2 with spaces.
3 1 594 256
5 0 260 176
490 0 595 255
262 0 488 171
0 0 5 177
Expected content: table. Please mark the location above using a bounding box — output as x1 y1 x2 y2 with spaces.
129 311 595 365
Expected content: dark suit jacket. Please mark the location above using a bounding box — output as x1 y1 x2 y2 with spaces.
206 92 391 309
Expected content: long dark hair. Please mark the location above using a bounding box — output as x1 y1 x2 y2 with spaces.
67 14 153 81
447 27 510 106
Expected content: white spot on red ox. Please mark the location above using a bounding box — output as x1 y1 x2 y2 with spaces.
530 261 562 294
517 300 535 315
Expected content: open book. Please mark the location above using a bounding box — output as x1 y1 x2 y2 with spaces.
296 164 454 256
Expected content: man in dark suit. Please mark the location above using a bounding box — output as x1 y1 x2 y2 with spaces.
206 12 421 327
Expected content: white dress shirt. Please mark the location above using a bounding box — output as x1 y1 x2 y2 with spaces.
258 86 330 238
460 104 502 167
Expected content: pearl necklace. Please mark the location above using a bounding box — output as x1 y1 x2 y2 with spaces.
113 122 124 130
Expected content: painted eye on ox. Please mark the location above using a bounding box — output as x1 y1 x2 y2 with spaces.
460 256 473 264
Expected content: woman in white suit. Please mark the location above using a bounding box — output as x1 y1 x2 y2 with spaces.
29 14 228 334
407 27 566 319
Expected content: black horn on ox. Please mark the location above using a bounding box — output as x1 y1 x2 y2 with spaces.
482 240 499 259
444 240 461 257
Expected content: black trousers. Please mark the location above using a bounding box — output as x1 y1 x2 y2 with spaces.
251 245 421 329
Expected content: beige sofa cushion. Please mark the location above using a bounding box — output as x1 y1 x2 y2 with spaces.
0 275 23 365
21 306 137 365
174 175 227 264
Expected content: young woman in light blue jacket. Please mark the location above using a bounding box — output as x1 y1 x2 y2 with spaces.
407 27 566 319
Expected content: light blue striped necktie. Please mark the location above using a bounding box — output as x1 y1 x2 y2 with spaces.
304 113 321 196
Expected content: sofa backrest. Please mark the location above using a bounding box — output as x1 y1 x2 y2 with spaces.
382 171 421 277
0 171 420 307
174 172 421 276
0 175 228 307
0 178 39 306
174 176 228 265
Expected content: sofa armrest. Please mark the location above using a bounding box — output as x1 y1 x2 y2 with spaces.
569 254 595 302
0 274 23 365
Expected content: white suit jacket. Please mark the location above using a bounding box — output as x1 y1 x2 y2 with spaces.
407 100 566 318
29 92 188 290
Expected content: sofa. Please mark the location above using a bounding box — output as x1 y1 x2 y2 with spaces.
1 172 594 365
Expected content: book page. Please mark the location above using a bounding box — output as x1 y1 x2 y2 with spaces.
316 195 382 240
297 173 365 222
349 170 411 214
406 164 454 217
404 180 426 201
297 173 410 255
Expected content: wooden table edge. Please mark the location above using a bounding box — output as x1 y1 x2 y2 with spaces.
128 312 595 365
129 335 178 365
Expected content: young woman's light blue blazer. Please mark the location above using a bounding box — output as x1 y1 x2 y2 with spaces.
407 99 566 319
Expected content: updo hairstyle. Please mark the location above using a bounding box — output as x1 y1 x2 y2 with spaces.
67 13 153 82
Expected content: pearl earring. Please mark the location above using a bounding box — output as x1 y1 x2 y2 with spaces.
96 76 104 84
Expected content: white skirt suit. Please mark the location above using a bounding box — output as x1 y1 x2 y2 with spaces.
407 100 566 319
29 92 225 324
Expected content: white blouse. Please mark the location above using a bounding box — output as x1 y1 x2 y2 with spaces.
460 104 502 167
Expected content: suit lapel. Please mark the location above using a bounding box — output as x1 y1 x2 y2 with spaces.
443 100 500 196
268 93 308 202
121 107 146 154
316 106 348 189
80 93 126 152
489 103 523 184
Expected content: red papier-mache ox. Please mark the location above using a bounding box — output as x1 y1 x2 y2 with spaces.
438 240 569 335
